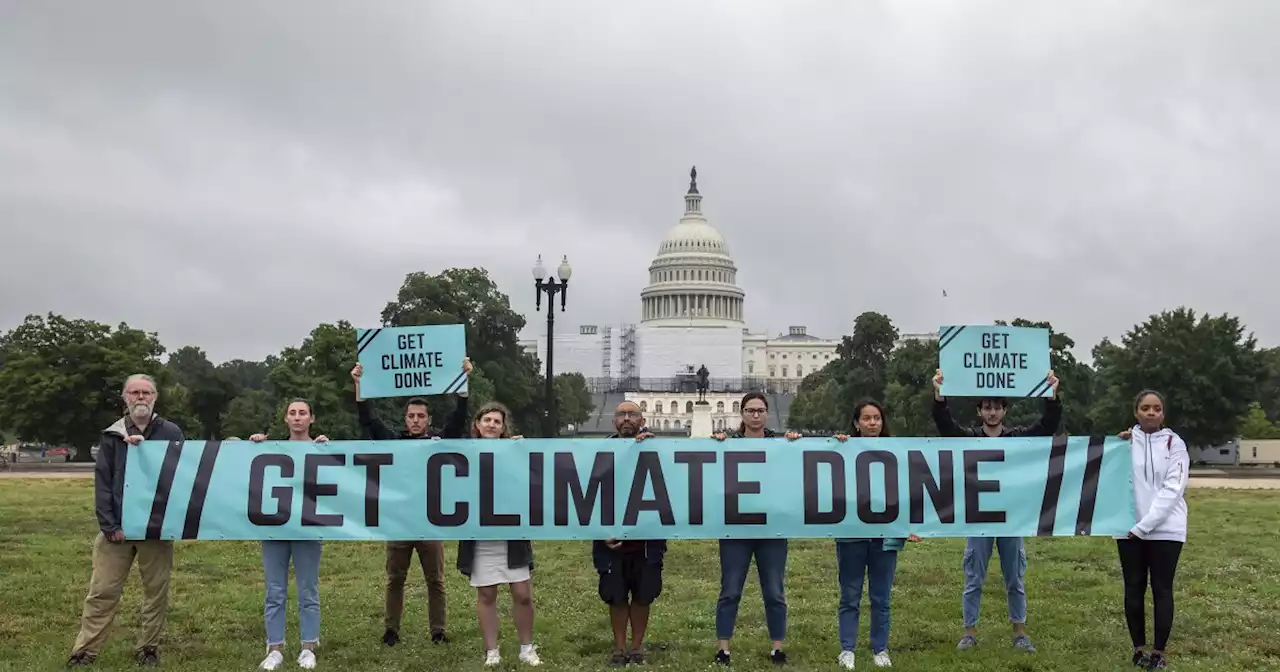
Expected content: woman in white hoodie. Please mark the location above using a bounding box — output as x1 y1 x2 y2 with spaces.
1118 390 1189 670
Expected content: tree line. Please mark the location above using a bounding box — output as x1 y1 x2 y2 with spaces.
0 269 595 459
786 309 1280 447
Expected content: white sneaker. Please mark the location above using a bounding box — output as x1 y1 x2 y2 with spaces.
838 650 855 668
519 645 542 666
484 649 501 667
258 650 284 670
297 649 316 669
873 650 892 667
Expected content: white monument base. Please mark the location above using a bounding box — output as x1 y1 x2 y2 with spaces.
691 401 714 438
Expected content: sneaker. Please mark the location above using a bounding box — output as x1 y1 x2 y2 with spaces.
610 650 628 667
518 645 542 666
1133 650 1152 667
873 650 892 667
1013 635 1037 653
1147 653 1168 669
431 631 450 645
714 649 731 665
770 649 788 665
382 628 400 646
66 652 93 668
957 635 977 650
297 650 316 670
258 650 285 671
484 650 501 667
837 650 855 669
627 647 647 665
136 647 160 666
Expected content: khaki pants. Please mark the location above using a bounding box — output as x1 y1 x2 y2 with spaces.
71 533 174 657
385 540 447 633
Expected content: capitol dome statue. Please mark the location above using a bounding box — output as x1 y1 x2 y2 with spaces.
639 166 746 328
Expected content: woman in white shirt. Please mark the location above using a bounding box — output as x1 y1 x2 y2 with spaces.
1118 390 1189 671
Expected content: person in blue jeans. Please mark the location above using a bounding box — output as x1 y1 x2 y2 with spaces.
248 399 330 670
831 400 921 668
710 392 802 666
930 368 1061 653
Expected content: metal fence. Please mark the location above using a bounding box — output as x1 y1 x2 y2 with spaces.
583 377 778 394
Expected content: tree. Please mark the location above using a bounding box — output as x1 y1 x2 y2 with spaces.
220 389 277 439
1091 308 1265 447
1237 402 1280 440
264 321 362 440
0 313 167 458
166 345 237 438
1253 348 1280 423
787 312 898 432
993 319 1097 435
218 357 274 392
553 372 595 431
884 339 940 437
380 268 544 435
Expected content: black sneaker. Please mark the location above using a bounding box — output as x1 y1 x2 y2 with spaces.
714 649 731 665
1147 653 1168 669
136 647 159 666
770 649 788 665
382 628 400 646
431 630 449 644
1133 650 1151 667
66 652 92 668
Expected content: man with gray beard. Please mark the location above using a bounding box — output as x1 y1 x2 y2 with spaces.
66 374 185 668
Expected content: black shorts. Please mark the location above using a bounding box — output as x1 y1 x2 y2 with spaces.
598 552 663 606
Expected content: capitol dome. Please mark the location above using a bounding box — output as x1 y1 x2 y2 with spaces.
639 167 746 328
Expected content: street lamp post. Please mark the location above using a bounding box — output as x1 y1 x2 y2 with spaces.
533 254 572 437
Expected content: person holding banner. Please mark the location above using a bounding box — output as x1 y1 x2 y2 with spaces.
1115 391 1189 670
248 400 330 671
710 392 803 666
455 401 539 667
831 400 922 669
66 374 185 668
351 358 473 647
596 400 663 666
931 368 1060 654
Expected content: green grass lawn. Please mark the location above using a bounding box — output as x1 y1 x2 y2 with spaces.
1 480 1277 671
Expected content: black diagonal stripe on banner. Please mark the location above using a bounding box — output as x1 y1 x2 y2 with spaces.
443 370 468 394
355 329 375 351
1074 435 1106 535
356 329 382 355
145 440 186 540
940 325 958 343
181 440 223 540
1036 434 1070 536
938 325 967 351
1025 376 1051 398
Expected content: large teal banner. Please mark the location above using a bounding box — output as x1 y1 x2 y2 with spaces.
120 437 1134 541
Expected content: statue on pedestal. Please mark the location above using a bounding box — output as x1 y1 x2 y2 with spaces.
695 365 710 403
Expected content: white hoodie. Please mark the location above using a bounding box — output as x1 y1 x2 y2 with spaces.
1121 425 1190 542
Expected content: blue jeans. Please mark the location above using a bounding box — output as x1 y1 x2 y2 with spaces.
716 539 788 641
961 536 1027 628
261 540 323 646
836 539 899 653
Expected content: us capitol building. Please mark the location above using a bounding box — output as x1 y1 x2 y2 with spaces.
520 168 937 435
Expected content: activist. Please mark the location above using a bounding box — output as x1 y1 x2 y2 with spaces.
596 400 663 666
248 400 330 671
66 374 185 668
455 401 540 667
710 392 803 666
1115 390 1189 670
831 400 922 669
351 357 474 647
931 368 1060 654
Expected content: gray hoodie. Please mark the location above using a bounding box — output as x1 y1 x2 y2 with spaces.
94 413 184 536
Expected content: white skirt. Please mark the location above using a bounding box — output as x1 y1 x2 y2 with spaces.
469 540 532 587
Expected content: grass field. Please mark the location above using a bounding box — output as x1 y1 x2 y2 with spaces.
1 480 1277 671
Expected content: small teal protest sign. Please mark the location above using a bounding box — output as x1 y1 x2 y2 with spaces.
938 325 1052 397
355 324 468 398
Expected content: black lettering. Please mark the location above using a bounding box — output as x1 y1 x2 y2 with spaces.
963 352 974 368
381 353 393 370
803 451 846 524
479 452 520 526
248 454 294 526
1037 435 1069 535
724 451 767 525
397 333 424 350
394 371 432 389
146 440 185 539
975 371 1015 389
301 454 345 526
553 451 615 526
855 450 900 524
964 449 1006 524
622 452 675 525
674 451 716 525
908 449 955 524
1014 352 1027 369
528 452 545 526
354 453 393 527
427 453 469 526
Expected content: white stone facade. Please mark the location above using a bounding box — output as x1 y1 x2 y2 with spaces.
623 391 742 432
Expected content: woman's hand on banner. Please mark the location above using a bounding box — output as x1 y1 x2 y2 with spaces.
784 431 803 441
248 434 267 442
711 432 728 441
833 433 849 442
907 533 922 542
314 435 329 443
635 431 655 442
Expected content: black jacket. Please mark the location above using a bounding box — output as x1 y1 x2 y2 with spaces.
931 398 1062 437
94 414 185 536
356 396 469 440
457 540 534 576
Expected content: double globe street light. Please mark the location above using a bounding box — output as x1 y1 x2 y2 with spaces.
533 255 572 437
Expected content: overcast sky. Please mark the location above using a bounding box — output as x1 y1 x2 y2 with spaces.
1 1 1277 365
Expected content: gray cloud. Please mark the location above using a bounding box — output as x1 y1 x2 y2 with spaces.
2 0 1277 364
